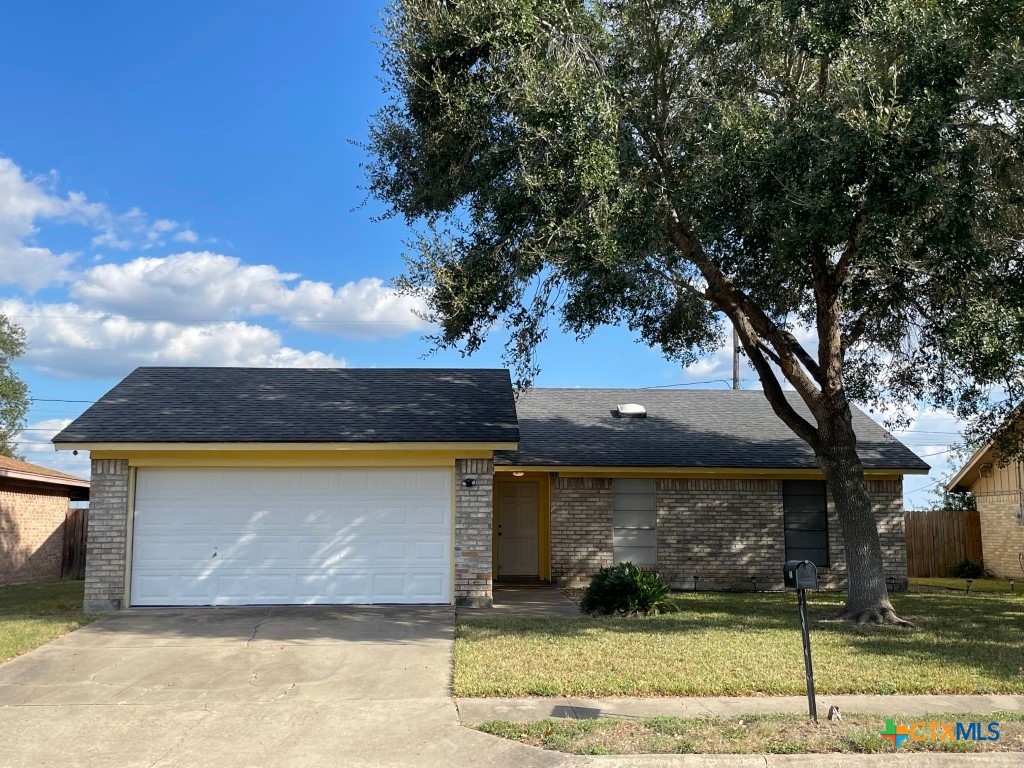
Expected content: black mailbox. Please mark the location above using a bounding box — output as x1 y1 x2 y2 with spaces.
783 560 818 590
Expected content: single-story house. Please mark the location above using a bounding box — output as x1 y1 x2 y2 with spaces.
947 447 1024 578
0 456 90 585
53 367 928 613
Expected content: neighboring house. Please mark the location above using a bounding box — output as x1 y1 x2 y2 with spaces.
0 456 90 585
947 448 1024 578
52 367 927 613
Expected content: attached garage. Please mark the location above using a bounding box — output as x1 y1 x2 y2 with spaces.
53 367 519 613
130 467 452 606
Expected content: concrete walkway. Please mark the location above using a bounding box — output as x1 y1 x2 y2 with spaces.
457 694 1024 722
459 584 581 619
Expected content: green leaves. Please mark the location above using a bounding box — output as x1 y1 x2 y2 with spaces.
580 562 676 616
368 0 1024 455
0 315 29 459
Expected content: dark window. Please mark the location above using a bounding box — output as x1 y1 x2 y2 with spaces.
782 480 829 567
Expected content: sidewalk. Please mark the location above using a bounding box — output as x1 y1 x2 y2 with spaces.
456 694 1024 723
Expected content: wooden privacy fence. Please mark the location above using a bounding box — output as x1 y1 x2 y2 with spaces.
61 506 88 580
905 508 983 577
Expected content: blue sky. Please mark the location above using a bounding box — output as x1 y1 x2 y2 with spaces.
0 1 960 504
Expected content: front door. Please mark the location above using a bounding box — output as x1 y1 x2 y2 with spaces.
497 482 539 577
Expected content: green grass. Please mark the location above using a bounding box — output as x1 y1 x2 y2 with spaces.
0 580 99 664
911 577 1022 595
475 712 1024 754
455 591 1024 697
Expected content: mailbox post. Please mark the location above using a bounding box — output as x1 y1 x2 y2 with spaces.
783 560 819 723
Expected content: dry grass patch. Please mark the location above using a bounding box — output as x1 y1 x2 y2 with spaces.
455 591 1024 697
476 712 1024 755
0 580 98 664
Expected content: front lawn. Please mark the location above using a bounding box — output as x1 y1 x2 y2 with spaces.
455 591 1024 697
911 577 1022 595
0 580 99 664
476 711 1024 755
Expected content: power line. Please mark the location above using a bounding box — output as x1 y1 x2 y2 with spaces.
642 379 735 389
6 314 419 324
30 398 97 404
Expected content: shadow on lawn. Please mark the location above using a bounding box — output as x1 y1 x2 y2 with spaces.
461 591 1024 685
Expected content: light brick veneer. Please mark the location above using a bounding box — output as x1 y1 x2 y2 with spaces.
455 458 494 607
550 475 907 591
550 477 614 586
974 491 1024 577
84 459 130 613
656 478 785 589
0 483 70 585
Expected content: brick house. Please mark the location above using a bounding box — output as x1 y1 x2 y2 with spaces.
0 456 90 585
53 367 926 613
947 447 1024 578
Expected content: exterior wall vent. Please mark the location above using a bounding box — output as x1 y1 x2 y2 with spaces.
615 403 647 418
979 463 993 478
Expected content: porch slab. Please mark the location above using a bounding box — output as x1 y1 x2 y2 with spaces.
458 586 580 620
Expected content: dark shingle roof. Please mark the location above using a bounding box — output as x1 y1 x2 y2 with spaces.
53 367 519 444
495 388 929 472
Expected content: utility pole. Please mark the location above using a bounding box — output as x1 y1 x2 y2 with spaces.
732 325 740 390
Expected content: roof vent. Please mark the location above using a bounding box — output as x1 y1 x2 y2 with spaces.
615 403 647 419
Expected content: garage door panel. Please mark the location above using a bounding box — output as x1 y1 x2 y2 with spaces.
131 468 453 606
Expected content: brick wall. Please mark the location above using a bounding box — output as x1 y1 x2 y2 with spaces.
0 482 70 585
550 475 907 591
454 458 494 607
656 478 785 589
550 477 614 586
975 491 1024 577
84 459 130 613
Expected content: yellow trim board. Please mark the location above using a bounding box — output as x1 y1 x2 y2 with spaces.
97 449 482 468
495 465 921 479
57 440 516 453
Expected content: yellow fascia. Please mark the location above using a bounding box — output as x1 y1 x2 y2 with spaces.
91 447 499 468
494 465 920 479
62 441 516 453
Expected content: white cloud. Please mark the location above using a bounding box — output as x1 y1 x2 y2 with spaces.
0 156 202 291
0 299 346 380
13 418 91 478
71 251 429 338
89 206 194 252
0 158 86 290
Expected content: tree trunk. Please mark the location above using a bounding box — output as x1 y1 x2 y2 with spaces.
817 408 912 626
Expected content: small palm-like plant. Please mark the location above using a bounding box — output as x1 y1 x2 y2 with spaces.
580 562 675 616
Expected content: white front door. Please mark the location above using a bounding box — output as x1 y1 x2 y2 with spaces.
130 467 452 606
497 482 538 577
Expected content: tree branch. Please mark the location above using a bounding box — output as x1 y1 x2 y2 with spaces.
664 215 824 405
734 315 821 449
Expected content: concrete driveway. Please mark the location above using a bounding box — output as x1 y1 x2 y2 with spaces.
0 607 575 768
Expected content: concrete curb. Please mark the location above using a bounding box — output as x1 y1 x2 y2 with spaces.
457 694 1024 723
584 755 1020 767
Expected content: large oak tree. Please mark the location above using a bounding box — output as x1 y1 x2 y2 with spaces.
366 0 1024 623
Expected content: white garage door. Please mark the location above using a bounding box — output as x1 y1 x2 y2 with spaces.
130 467 452 606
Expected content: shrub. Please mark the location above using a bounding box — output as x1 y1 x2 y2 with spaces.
949 558 984 579
580 562 675 616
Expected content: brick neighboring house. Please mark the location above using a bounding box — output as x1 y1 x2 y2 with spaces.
947 447 1024 578
0 456 90 585
52 367 927 613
